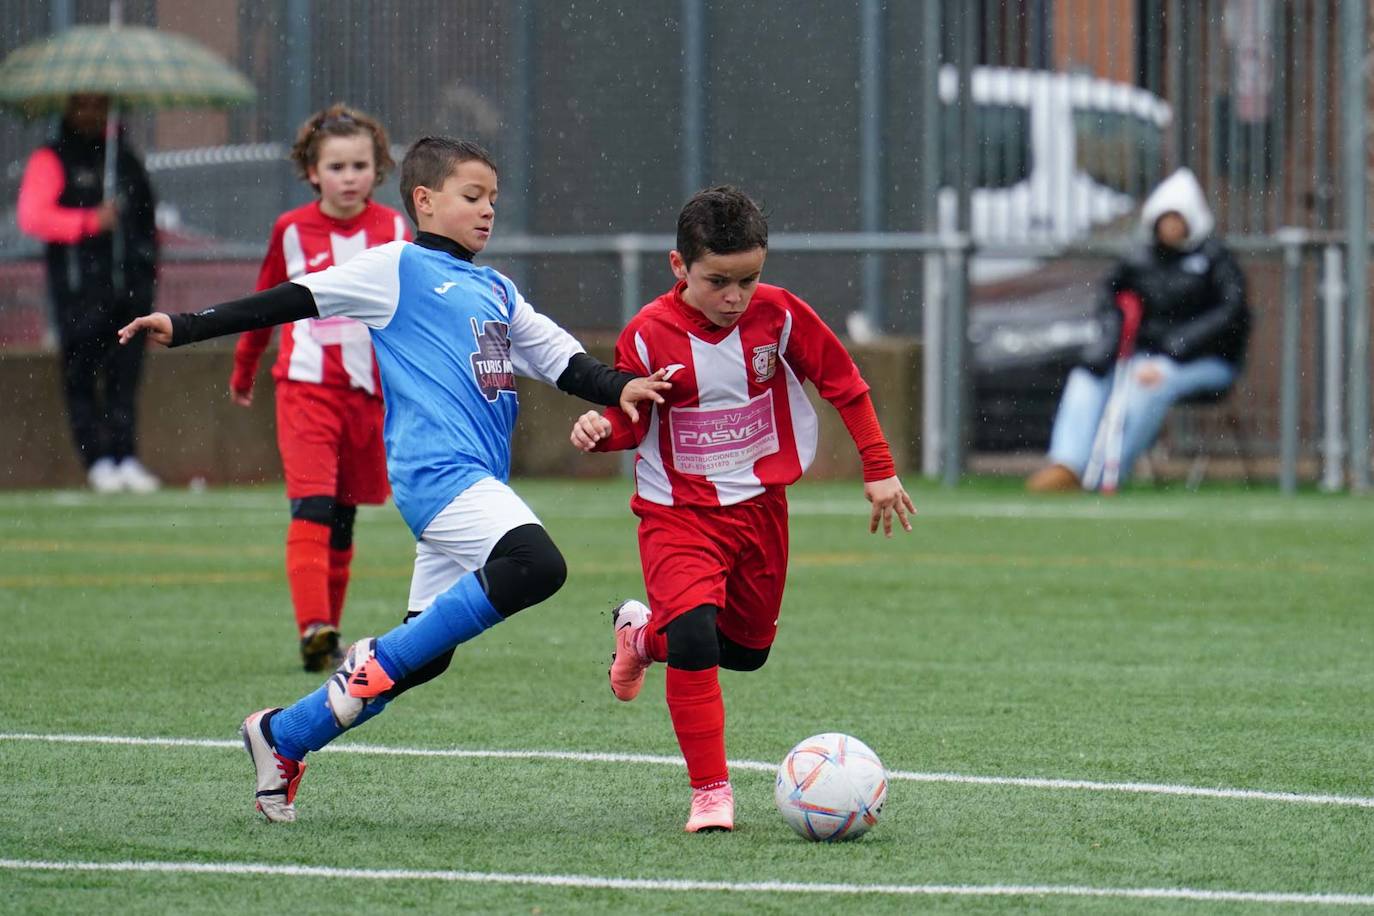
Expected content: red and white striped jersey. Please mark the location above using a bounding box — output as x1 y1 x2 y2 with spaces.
231 199 409 397
600 282 870 507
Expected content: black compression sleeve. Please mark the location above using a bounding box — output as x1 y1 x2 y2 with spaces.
555 351 637 407
168 282 319 347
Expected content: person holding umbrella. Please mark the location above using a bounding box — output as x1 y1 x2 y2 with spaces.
1 18 255 491
17 91 160 492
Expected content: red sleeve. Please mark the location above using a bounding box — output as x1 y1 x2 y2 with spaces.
592 320 653 452
779 290 870 405
836 392 896 482
229 220 287 394
16 148 103 244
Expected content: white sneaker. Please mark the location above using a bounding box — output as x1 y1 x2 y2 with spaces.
240 708 307 823
117 457 160 493
87 457 123 493
609 599 653 701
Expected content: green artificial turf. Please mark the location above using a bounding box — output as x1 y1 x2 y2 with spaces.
1 478 1371 913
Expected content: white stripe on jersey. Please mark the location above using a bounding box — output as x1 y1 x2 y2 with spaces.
393 214 407 240
286 317 325 383
631 331 673 505
687 329 766 505
778 310 818 472
331 229 367 265
282 223 327 384
282 223 306 278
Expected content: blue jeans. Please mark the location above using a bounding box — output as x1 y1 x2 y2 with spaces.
1047 355 1238 484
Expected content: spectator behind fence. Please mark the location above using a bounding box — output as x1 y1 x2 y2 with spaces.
1026 168 1251 493
17 93 160 493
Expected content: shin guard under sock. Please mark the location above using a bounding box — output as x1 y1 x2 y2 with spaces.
373 572 501 680
665 665 728 788
286 519 331 634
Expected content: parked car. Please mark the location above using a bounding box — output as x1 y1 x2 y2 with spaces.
968 262 1104 451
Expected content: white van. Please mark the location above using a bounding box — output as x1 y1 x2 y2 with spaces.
938 65 1173 268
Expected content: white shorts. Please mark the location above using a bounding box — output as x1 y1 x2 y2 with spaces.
406 477 542 612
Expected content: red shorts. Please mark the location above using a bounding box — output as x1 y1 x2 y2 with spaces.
633 487 789 651
275 379 389 505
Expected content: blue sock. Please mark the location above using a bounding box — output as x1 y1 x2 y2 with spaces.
270 688 394 761
374 572 501 680
269 683 343 761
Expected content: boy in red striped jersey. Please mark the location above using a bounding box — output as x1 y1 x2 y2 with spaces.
229 105 411 671
570 185 916 832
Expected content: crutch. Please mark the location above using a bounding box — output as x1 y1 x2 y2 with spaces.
1083 291 1144 493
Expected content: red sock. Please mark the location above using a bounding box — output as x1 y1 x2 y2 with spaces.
285 519 331 636
665 666 728 789
327 546 354 629
642 624 668 663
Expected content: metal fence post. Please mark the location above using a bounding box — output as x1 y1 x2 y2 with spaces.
1342 0 1370 491
859 0 884 330
1277 229 1305 495
1321 243 1347 491
618 237 645 478
681 0 705 199
282 0 312 211
618 236 643 326
921 253 944 478
919 0 942 479
941 234 970 489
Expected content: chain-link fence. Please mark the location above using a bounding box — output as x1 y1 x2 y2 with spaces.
2 0 1369 487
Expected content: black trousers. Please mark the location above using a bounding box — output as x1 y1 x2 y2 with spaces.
59 328 145 468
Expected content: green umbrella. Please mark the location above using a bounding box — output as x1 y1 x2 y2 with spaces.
0 21 255 293
0 24 254 117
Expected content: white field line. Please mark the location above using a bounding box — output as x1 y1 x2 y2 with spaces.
2 858 1372 906
3 731 1372 810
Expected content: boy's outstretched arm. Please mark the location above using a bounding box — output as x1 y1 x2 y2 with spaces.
617 369 670 423
565 367 668 450
118 283 319 348
570 410 614 451
570 394 654 452
864 475 916 538
835 391 916 538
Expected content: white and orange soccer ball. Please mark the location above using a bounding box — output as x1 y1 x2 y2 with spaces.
774 732 888 841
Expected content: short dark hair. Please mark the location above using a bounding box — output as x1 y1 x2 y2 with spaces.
399 137 499 225
676 185 769 267
290 103 395 190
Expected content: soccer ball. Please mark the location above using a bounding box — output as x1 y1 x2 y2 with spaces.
774 732 888 841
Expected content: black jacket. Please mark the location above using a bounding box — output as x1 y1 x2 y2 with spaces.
1081 237 1251 376
42 122 158 339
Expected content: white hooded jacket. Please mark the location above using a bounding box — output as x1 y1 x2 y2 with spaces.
1139 167 1214 250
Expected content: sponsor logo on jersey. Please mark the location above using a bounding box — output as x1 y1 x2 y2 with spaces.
469 317 516 401
661 363 687 380
751 344 779 382
669 390 780 475
434 281 458 295
308 251 331 268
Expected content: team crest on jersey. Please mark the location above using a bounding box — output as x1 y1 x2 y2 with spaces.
491 281 510 305
751 344 779 382
469 318 516 401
